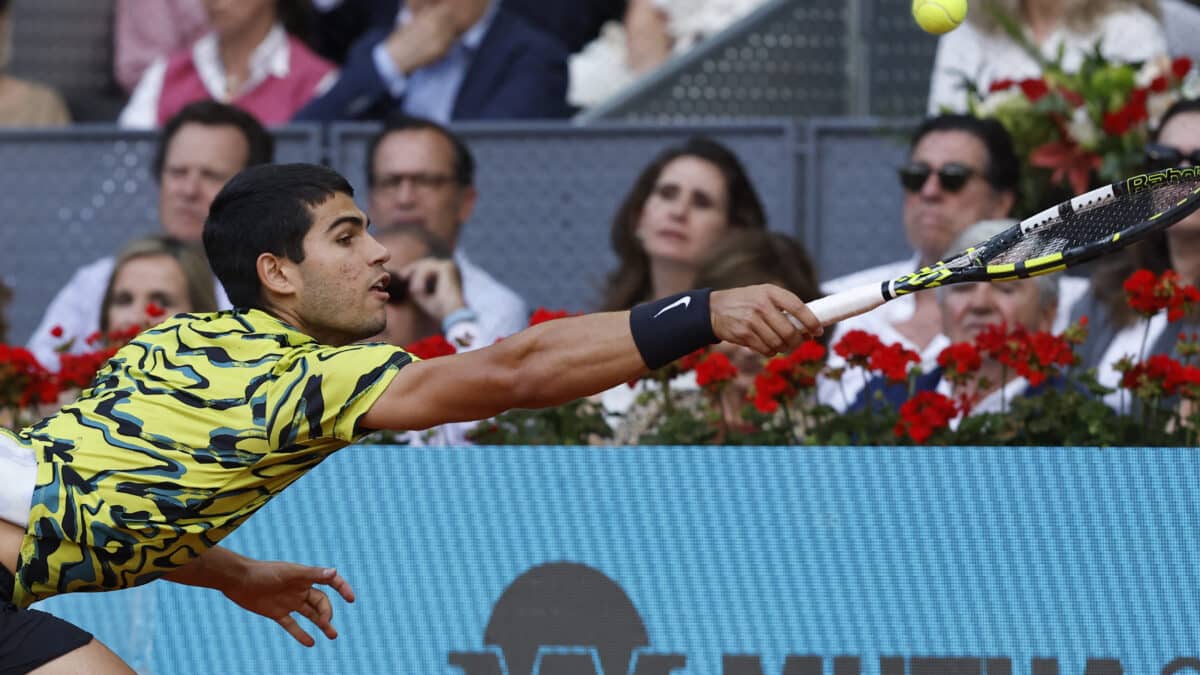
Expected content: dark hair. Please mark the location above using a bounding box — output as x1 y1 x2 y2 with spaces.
601 137 768 311
277 0 314 41
1090 98 1200 327
365 113 475 188
695 230 827 345
203 163 354 309
910 114 1021 194
154 101 275 181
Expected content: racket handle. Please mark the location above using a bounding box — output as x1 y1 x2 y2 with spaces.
807 283 889 326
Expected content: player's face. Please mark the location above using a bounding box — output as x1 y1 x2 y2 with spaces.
903 130 1012 262
106 254 192 332
941 280 1054 344
294 192 393 346
159 123 249 243
368 129 474 247
635 156 732 268
1155 111 1200 234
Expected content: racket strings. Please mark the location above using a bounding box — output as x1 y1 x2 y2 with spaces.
983 180 1199 266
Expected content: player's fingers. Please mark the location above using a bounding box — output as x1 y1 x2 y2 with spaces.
305 588 339 640
277 614 316 648
769 286 823 337
317 568 356 603
758 303 800 352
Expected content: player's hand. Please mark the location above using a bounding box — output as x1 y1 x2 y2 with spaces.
709 285 822 356
400 257 466 321
221 561 356 647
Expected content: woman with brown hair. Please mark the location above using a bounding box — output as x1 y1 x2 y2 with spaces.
100 235 219 334
600 136 768 311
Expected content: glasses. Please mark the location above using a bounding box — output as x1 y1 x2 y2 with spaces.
374 172 457 193
897 162 979 193
1144 143 1200 171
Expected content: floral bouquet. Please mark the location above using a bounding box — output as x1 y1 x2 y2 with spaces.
963 9 1198 215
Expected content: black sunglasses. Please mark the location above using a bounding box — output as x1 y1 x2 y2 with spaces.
385 271 437 305
1144 142 1200 171
897 162 979 193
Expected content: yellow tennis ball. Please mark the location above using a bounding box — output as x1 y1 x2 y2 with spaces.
912 0 967 35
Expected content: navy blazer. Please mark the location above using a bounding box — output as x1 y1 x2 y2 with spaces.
849 367 1067 413
294 6 570 122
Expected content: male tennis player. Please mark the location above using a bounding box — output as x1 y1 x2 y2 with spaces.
0 163 820 672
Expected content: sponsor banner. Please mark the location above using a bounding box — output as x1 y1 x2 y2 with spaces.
41 447 1200 674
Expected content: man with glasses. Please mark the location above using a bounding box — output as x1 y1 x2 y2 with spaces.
365 113 528 344
818 114 1087 410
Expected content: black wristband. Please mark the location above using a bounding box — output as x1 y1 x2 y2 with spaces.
629 289 719 370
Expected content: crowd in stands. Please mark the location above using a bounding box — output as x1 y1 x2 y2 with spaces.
2 0 1200 445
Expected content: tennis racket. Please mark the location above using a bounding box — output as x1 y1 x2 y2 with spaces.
807 167 1200 326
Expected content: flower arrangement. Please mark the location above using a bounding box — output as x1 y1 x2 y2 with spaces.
962 8 1198 215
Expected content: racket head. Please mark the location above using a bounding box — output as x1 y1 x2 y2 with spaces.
886 167 1200 298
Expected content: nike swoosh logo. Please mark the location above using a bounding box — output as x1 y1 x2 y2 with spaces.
653 295 691 318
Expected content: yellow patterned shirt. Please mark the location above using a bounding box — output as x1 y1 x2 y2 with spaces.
8 309 412 607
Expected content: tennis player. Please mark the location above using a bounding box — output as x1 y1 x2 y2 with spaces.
0 163 820 672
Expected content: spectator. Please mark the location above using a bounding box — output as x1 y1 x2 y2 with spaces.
100 235 219 335
293 0 570 123
818 115 1088 410
373 224 487 351
852 219 1062 422
600 136 768 310
364 114 528 340
113 0 209 94
1068 97 1200 409
119 0 335 128
0 0 70 127
599 136 768 419
28 101 274 368
615 228 824 443
568 0 767 109
929 0 1166 113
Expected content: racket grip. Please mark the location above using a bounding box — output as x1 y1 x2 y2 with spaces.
807 283 888 326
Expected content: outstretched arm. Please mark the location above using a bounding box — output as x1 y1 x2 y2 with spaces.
362 284 821 432
163 546 356 647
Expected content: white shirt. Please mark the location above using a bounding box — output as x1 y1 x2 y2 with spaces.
370 1 500 124
455 248 529 342
817 256 1089 411
119 24 337 128
1093 311 1169 412
928 8 1168 114
27 256 232 371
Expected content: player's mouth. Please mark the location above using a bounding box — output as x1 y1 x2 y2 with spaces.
369 274 391 300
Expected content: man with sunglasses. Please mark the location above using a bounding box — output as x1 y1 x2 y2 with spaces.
818 114 1088 411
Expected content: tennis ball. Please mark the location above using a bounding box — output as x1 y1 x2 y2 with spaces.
912 0 967 35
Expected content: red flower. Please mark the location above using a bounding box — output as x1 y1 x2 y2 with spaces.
833 329 883 368
988 78 1016 92
1150 75 1170 93
893 391 958 444
49 325 64 339
1120 353 1185 397
751 370 793 413
1124 269 1200 321
1172 57 1193 80
1018 78 1050 102
529 308 573 325
937 342 982 381
695 351 737 389
404 335 457 359
868 342 919 383
145 302 166 319
676 348 708 373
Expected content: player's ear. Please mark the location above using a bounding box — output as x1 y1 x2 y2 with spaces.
257 252 298 297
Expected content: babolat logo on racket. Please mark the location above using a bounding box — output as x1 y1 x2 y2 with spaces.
1126 166 1200 193
891 265 954 295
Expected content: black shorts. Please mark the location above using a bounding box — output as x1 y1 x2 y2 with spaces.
0 565 93 675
